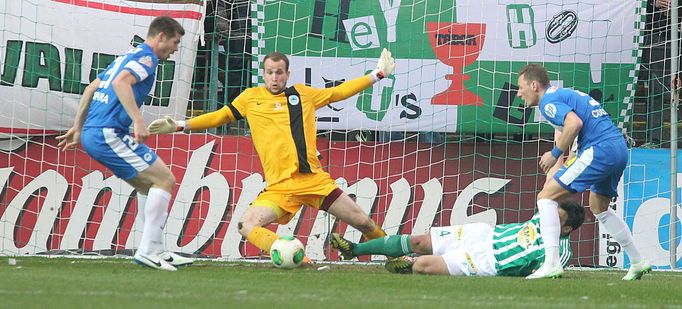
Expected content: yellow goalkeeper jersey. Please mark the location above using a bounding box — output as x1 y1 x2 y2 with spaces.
187 75 373 188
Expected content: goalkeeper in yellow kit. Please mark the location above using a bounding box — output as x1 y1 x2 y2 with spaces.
148 49 396 257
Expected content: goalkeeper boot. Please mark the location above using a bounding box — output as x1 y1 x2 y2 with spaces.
525 263 563 279
160 251 194 267
302 256 315 265
134 252 177 271
330 233 356 260
622 259 652 280
385 256 415 274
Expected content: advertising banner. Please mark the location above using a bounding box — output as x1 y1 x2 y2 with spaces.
8 135 677 268
618 149 682 269
0 0 203 135
255 0 641 133
0 135 599 262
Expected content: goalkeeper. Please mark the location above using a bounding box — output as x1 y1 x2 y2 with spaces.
148 49 396 257
331 199 585 277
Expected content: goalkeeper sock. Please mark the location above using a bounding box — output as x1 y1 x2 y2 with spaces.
139 188 170 255
353 235 412 257
537 199 561 267
247 227 279 252
363 225 386 240
595 208 642 264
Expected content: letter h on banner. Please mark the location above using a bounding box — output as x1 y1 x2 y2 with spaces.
506 4 537 49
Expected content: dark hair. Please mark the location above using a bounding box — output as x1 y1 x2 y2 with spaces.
148 16 185 38
519 63 550 88
263 52 290 71
558 199 585 230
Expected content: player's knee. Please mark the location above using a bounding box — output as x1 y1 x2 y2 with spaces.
538 180 571 201
146 171 176 192
237 216 260 237
413 256 451 275
237 221 251 237
412 258 431 275
537 189 552 200
166 173 177 189
410 235 430 254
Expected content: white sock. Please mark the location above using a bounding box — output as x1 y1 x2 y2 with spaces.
138 188 170 255
537 199 561 267
594 208 642 264
137 193 147 222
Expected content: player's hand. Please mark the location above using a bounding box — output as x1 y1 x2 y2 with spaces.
148 116 179 134
539 151 558 174
544 156 564 186
371 48 395 81
377 48 395 76
133 119 149 144
55 127 81 151
655 0 671 11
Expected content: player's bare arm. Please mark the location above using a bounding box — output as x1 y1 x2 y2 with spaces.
539 112 582 173
112 70 147 144
545 138 578 186
56 78 101 150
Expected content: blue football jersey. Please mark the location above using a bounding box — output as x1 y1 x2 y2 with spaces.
83 43 158 130
539 86 622 149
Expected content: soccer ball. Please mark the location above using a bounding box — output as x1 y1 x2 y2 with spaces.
270 236 306 269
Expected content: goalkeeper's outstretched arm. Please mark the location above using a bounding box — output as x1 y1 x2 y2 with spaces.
328 48 396 103
148 106 234 134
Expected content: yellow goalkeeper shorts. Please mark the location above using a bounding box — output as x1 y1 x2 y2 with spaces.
250 172 338 224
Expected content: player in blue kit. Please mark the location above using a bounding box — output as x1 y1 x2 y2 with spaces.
56 16 192 271
517 64 650 280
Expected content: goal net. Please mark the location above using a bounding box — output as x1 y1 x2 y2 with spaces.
1 0 679 270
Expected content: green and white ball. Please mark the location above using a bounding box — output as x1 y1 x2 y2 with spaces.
270 236 306 269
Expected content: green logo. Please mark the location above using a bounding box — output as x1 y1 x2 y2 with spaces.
506 4 536 49
356 73 395 121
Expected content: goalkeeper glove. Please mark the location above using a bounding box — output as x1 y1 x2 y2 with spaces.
148 116 186 134
370 48 395 82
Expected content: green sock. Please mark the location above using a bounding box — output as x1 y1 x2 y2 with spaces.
352 235 412 257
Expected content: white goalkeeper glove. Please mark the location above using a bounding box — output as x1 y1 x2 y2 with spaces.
148 116 186 134
370 48 395 82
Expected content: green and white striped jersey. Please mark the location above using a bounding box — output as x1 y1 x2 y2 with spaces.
492 214 572 276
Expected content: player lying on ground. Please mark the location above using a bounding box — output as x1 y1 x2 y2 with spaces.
56 16 193 271
516 63 651 280
331 199 584 277
147 49 396 260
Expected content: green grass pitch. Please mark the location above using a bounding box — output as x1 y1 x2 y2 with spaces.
0 257 679 308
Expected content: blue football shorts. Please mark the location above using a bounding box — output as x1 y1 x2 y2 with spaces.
553 137 628 198
81 127 158 180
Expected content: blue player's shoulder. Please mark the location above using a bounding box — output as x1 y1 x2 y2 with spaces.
132 44 158 63
136 53 157 70
540 86 561 105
